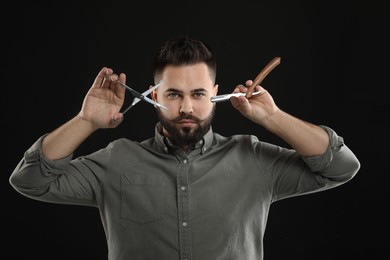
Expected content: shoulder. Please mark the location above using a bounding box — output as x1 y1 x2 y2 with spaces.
104 138 144 152
212 132 262 150
213 132 259 143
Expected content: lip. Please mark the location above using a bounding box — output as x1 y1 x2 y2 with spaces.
177 119 196 127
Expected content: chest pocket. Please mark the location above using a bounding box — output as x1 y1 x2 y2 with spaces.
120 174 166 224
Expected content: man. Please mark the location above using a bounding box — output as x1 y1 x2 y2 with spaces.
9 35 360 260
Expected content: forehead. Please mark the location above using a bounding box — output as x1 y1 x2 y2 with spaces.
158 63 214 91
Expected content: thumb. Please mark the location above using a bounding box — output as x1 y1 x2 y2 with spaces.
111 113 124 126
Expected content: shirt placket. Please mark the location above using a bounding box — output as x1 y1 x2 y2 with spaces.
176 156 192 260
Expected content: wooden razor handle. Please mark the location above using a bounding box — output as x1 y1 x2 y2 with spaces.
246 56 281 98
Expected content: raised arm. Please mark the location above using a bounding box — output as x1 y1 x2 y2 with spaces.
42 67 126 160
230 81 329 156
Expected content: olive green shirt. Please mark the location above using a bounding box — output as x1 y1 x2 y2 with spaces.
10 123 360 260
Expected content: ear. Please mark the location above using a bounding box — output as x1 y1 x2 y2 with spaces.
214 84 219 95
150 86 158 101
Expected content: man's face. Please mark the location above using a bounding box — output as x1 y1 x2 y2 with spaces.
152 63 218 147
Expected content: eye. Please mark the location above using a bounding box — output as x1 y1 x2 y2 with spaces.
167 92 180 99
193 92 206 99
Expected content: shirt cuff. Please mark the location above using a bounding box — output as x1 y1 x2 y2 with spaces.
24 134 73 171
300 125 344 172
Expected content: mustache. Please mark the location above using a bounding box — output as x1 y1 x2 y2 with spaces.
173 113 201 123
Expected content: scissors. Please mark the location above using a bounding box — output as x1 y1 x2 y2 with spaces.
105 73 167 114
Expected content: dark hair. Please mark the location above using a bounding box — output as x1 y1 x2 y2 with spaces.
153 35 217 83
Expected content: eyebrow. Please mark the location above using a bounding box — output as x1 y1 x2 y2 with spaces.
165 88 208 93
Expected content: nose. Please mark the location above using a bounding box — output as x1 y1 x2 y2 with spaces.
179 96 193 114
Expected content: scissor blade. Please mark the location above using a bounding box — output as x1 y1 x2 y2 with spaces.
131 81 164 107
141 95 168 110
118 81 168 110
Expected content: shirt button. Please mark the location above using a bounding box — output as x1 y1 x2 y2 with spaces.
182 222 188 227
183 159 188 164
180 186 186 191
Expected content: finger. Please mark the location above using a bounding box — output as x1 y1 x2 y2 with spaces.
118 72 126 85
257 85 265 93
245 80 253 87
93 67 113 88
102 73 118 89
242 82 263 95
233 84 246 93
114 73 126 99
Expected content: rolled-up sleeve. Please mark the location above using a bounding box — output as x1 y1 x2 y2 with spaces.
301 125 361 182
9 134 97 206
267 125 360 202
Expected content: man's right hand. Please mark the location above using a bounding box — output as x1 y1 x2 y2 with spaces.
79 67 127 129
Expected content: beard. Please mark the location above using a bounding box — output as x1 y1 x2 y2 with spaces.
156 104 216 147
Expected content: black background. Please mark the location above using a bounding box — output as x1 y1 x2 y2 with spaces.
3 1 389 259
